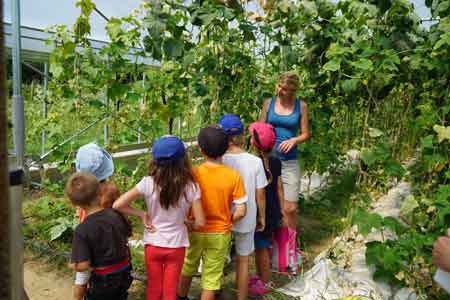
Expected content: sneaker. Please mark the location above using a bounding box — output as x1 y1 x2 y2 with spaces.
248 278 271 296
248 275 260 287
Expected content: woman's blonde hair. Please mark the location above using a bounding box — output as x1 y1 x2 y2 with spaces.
278 71 300 90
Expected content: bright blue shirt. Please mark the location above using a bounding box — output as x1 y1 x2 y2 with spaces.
267 96 301 161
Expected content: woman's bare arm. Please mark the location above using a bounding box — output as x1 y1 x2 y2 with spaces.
296 101 310 143
259 98 271 123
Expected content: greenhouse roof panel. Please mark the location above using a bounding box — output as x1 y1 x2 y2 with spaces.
3 0 144 42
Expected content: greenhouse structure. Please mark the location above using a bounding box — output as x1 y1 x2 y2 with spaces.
2 0 447 300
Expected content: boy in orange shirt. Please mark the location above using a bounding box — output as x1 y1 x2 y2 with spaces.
177 126 247 300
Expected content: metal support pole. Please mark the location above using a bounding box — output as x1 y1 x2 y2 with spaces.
103 94 109 146
41 63 48 156
9 163 24 300
40 115 107 161
11 0 25 168
0 4 12 299
179 114 182 138
138 74 145 143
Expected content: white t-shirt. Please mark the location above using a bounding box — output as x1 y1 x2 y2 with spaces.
223 152 268 233
136 176 201 248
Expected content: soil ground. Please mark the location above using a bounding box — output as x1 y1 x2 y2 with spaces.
24 251 146 300
23 215 334 300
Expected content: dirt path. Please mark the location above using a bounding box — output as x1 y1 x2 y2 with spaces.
24 254 146 300
24 258 73 300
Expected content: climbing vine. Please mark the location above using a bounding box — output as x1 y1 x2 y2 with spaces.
19 0 450 296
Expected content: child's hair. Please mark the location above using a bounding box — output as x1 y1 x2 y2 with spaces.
149 154 196 210
229 134 245 147
65 172 99 207
197 125 229 159
252 129 273 184
98 182 121 208
278 71 300 90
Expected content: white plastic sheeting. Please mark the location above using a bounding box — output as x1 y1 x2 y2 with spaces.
279 178 417 300
300 150 360 198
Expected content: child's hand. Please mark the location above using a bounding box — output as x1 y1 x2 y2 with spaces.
185 219 194 231
256 217 266 232
141 212 156 232
281 210 288 227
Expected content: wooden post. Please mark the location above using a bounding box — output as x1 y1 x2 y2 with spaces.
0 1 12 298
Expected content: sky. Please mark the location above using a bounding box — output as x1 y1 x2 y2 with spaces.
3 0 432 42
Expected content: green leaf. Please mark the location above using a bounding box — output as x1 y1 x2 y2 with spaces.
351 58 373 71
163 38 183 59
50 65 64 78
437 0 450 13
383 159 405 179
433 32 450 51
107 83 129 100
352 208 383 236
365 241 384 266
341 79 359 94
360 148 379 166
76 0 95 16
400 195 419 218
126 92 141 102
383 217 407 235
368 127 383 138
433 125 450 143
50 222 69 241
421 135 434 149
323 59 341 72
106 18 123 40
326 43 351 58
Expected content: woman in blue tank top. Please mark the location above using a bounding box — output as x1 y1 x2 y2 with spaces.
259 71 310 229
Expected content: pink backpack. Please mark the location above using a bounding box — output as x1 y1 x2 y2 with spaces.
270 226 304 275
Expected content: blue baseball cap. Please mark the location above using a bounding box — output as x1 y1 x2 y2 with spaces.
76 143 114 181
152 135 186 165
219 114 244 136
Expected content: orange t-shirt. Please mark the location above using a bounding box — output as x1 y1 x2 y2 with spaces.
194 163 247 233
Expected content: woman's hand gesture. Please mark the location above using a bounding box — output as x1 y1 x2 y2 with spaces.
278 138 297 153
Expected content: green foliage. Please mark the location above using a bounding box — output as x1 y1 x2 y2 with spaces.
14 0 450 296
23 196 77 244
352 208 406 236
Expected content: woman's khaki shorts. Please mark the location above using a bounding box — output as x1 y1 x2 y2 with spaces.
281 160 301 202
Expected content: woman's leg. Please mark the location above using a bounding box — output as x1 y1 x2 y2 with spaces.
284 201 298 229
145 245 164 300
280 160 301 229
162 247 186 300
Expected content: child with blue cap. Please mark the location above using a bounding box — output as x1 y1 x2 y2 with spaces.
113 136 205 300
219 114 268 300
73 143 122 300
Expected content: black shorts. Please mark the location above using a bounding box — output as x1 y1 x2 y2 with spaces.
85 266 133 300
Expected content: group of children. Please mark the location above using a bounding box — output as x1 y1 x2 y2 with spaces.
66 114 288 300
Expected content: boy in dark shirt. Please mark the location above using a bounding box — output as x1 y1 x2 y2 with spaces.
65 172 133 300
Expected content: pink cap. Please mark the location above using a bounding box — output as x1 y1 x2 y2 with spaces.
249 122 276 151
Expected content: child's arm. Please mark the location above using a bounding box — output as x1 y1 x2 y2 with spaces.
255 188 266 232
191 198 206 229
232 203 247 223
69 261 91 272
113 188 155 231
232 173 247 223
277 177 287 224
